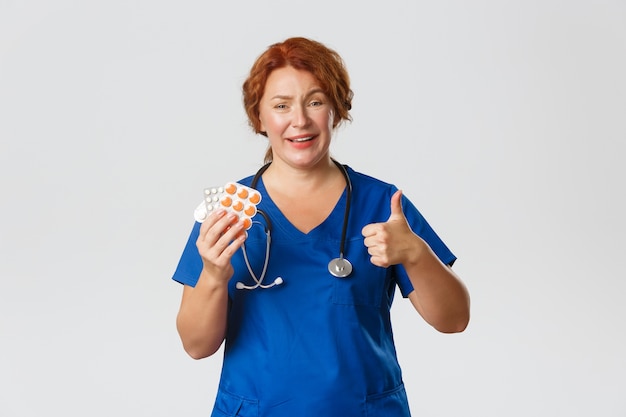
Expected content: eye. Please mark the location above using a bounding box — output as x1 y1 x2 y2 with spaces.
274 103 288 110
309 99 324 107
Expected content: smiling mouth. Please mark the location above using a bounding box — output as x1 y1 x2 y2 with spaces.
288 136 314 143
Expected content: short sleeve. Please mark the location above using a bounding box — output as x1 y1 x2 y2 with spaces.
393 192 456 298
171 222 203 287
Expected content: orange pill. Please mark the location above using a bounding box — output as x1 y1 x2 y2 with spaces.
244 205 256 217
232 201 244 211
248 192 261 204
237 188 249 199
220 196 232 207
242 218 252 229
225 183 237 194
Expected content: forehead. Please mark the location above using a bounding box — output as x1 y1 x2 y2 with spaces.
263 66 322 96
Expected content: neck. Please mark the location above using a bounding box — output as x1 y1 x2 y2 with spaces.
262 157 343 194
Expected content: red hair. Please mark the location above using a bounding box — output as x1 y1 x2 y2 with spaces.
242 37 354 162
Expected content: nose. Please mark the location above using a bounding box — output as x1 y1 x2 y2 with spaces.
291 105 310 128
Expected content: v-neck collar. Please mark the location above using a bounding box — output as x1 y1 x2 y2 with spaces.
255 174 349 240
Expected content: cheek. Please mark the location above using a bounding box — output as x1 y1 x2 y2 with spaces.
259 113 285 135
258 106 271 132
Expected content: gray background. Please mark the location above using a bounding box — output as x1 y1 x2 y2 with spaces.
1 0 624 415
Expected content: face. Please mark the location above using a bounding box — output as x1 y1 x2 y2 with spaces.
258 66 334 169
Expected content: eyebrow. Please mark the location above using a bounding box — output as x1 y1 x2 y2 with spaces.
269 88 326 101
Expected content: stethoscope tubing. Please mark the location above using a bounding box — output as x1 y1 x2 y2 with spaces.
238 158 353 289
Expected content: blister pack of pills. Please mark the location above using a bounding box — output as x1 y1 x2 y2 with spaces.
193 182 262 230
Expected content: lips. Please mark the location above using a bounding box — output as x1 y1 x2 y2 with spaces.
287 135 314 143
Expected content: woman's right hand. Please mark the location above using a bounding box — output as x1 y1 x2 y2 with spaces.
196 209 247 284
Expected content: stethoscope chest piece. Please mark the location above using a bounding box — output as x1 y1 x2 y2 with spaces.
328 257 353 278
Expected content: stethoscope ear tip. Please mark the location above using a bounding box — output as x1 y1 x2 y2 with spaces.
235 277 283 290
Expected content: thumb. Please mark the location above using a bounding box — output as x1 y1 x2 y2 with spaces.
388 190 404 221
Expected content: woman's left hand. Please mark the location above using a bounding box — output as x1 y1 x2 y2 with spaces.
361 190 426 268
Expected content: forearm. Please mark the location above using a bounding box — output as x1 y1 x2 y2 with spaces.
176 272 229 359
405 243 470 333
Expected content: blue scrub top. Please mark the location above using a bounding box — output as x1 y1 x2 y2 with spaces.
172 166 456 417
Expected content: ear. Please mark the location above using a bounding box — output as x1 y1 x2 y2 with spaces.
331 109 340 128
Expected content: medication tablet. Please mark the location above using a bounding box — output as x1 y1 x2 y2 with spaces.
193 182 262 230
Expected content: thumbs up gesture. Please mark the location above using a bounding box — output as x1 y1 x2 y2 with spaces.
361 190 426 268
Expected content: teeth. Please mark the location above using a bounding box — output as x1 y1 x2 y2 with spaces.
292 136 312 142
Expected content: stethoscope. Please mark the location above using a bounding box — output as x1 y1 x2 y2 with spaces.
235 158 353 290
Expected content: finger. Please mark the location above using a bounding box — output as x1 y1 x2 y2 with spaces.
198 211 240 257
221 218 247 244
209 212 242 246
369 255 390 268
361 223 375 238
199 217 246 265
221 228 247 258
199 209 227 239
388 190 404 221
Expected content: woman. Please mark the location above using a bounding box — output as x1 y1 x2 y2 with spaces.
173 37 470 417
